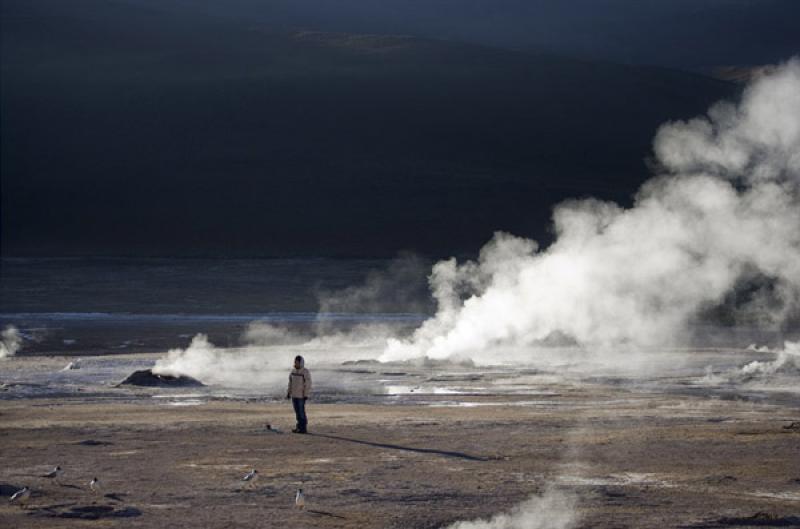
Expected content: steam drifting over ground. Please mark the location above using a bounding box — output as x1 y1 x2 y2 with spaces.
0 325 22 358
382 59 800 363
153 334 290 388
716 340 800 383
444 489 579 529
151 324 399 394
153 60 800 389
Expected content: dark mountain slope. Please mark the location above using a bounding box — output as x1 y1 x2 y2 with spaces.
122 0 800 72
1 0 735 257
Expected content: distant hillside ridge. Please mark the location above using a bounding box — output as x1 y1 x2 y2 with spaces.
2 0 735 258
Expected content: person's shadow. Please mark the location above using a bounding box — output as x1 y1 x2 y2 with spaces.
309 433 488 461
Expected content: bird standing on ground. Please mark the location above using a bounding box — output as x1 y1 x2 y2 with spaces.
42 465 63 482
63 360 81 370
295 488 305 510
89 477 100 494
9 487 31 508
242 469 258 488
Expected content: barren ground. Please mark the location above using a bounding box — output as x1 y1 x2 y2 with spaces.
1 385 799 528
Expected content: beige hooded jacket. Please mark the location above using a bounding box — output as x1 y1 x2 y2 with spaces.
287 358 312 399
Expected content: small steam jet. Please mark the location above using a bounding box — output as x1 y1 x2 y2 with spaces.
9 487 31 508
295 488 305 510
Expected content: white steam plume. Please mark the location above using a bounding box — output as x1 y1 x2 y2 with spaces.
728 340 800 383
739 341 800 377
0 325 22 359
444 488 579 529
151 328 389 391
315 254 433 316
382 59 800 363
152 334 292 389
151 257 429 387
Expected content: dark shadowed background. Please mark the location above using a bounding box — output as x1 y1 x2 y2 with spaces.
1 0 798 258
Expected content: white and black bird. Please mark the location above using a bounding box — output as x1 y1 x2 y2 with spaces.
9 487 31 508
62 360 81 371
241 469 258 487
42 465 63 480
89 477 101 494
295 488 305 510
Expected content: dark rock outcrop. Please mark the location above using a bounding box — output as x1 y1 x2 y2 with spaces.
119 369 203 388
75 439 114 446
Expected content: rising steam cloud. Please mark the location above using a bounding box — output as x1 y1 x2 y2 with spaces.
152 334 290 388
444 488 579 529
382 59 800 362
729 341 800 382
152 328 390 392
155 60 800 384
0 325 22 359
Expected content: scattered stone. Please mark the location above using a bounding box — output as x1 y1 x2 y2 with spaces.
705 475 738 485
76 439 113 447
781 421 800 431
118 369 203 388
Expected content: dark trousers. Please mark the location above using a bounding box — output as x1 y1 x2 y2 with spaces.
292 398 308 432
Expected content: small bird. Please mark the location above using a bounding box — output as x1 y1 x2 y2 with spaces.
295 488 305 510
42 465 63 480
89 477 100 494
9 487 31 508
62 360 81 371
242 469 258 487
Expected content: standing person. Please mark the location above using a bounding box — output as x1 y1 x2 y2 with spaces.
286 355 312 434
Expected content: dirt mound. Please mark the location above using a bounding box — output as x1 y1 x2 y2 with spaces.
119 369 203 388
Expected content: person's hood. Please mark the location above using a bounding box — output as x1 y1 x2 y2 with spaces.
294 356 304 368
